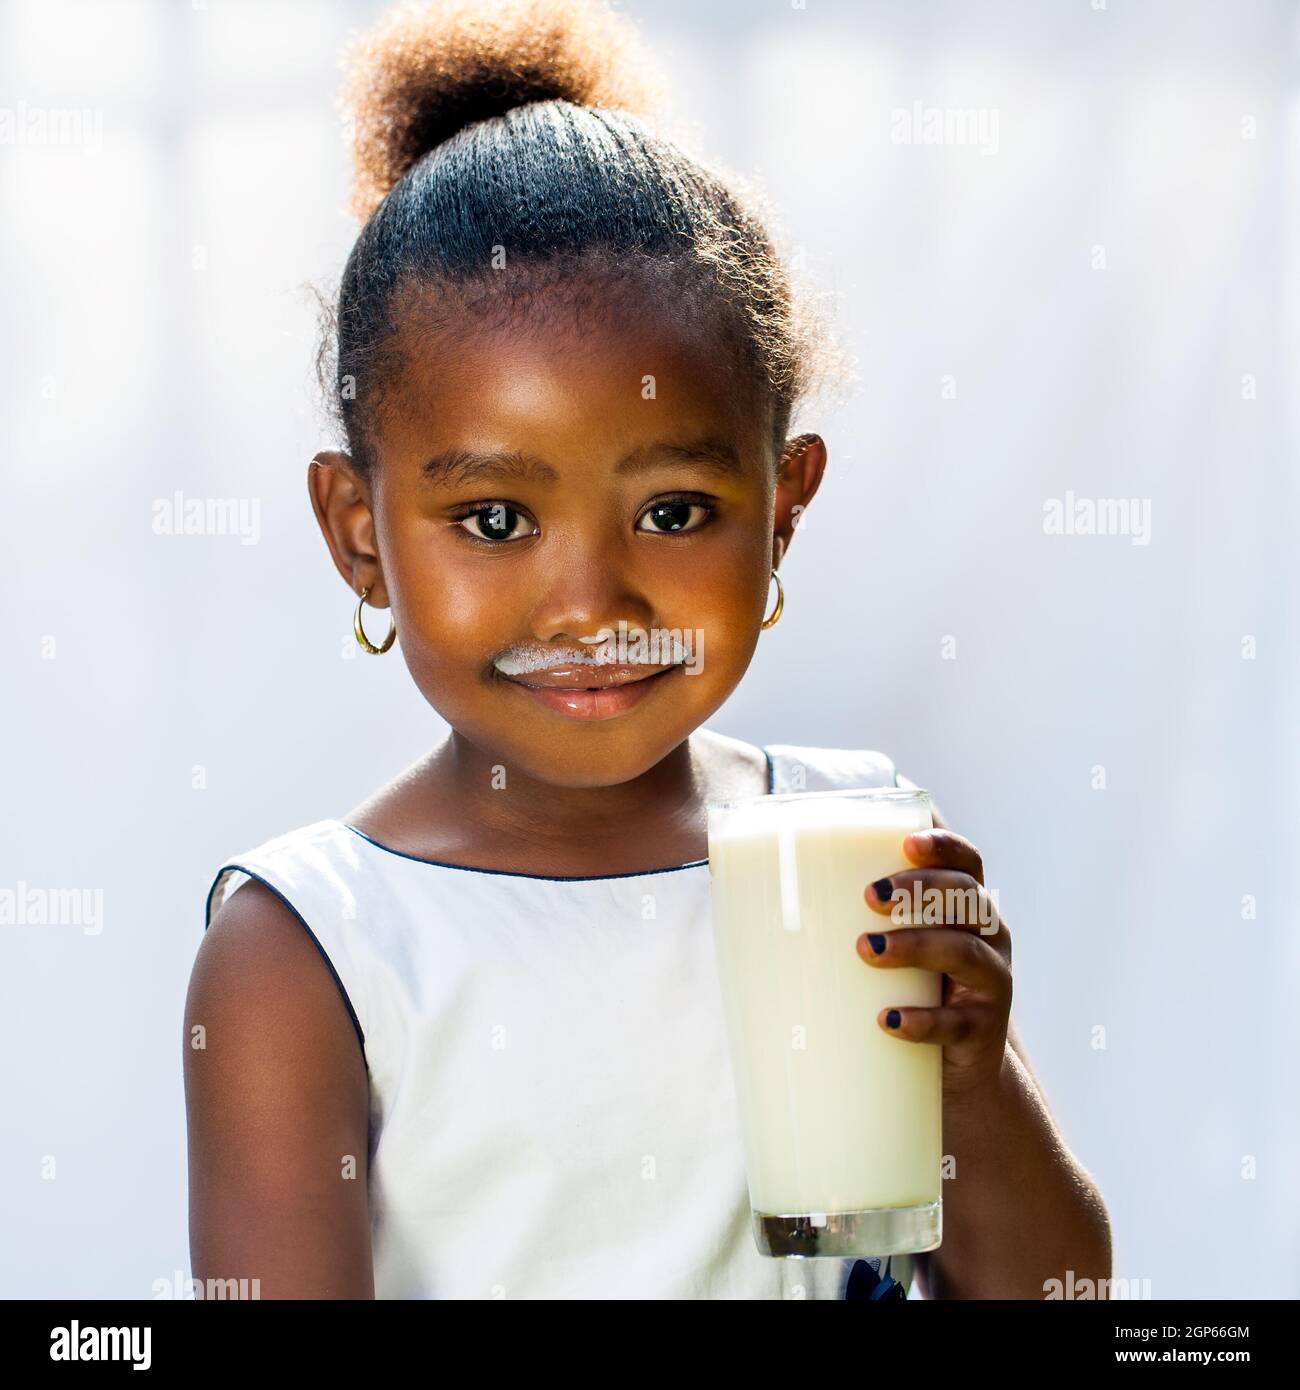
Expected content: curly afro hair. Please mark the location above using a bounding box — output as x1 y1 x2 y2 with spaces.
316 0 853 475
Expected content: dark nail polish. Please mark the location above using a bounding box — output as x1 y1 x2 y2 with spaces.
867 933 887 955
872 877 892 901
885 1009 902 1029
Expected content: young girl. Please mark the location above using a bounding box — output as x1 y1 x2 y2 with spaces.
184 0 1110 1300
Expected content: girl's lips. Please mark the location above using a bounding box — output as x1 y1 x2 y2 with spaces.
502 662 682 720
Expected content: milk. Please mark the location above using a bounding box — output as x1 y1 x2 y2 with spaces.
706 788 942 1253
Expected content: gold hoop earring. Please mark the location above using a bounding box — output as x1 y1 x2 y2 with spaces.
761 567 784 630
354 585 396 655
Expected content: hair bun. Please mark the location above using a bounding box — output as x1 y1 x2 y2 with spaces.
339 0 666 223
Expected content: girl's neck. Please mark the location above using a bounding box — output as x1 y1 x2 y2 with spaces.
343 728 768 876
436 729 706 845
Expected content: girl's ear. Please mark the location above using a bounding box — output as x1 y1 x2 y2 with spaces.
307 450 389 606
773 433 827 558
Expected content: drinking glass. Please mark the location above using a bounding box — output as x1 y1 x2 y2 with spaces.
706 785 943 1257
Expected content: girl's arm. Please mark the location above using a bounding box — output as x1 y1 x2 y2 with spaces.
913 1025 1112 1299
183 880 375 1298
886 798 1112 1299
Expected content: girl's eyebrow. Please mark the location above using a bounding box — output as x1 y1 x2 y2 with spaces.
420 448 558 488
419 436 745 488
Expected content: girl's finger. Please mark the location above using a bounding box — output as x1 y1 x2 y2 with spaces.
900 829 984 883
857 925 1010 999
875 1002 1001 1048
865 868 1004 940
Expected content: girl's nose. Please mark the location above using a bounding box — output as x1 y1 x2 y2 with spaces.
526 549 653 645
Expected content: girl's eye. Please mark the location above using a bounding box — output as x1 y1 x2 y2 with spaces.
636 498 716 535
455 504 537 543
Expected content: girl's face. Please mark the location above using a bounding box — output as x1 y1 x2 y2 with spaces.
311 291 826 789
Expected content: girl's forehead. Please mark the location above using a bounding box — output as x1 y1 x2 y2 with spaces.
377 297 764 461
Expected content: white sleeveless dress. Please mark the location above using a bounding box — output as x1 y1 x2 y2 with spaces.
202 744 922 1300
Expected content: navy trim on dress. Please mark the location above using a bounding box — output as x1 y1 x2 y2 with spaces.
203 864 368 1065
335 745 777 882
339 821 709 883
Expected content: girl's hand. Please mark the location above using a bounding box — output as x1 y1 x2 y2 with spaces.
856 829 1011 1100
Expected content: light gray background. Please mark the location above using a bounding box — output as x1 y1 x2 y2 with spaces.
2 0 1295 1298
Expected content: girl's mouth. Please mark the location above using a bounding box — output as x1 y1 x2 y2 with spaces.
500 662 682 721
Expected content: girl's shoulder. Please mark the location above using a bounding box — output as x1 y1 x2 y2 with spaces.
194 818 372 1086
685 728 901 797
763 743 901 793
203 818 351 930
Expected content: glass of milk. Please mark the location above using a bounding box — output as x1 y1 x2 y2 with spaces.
706 785 942 1258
